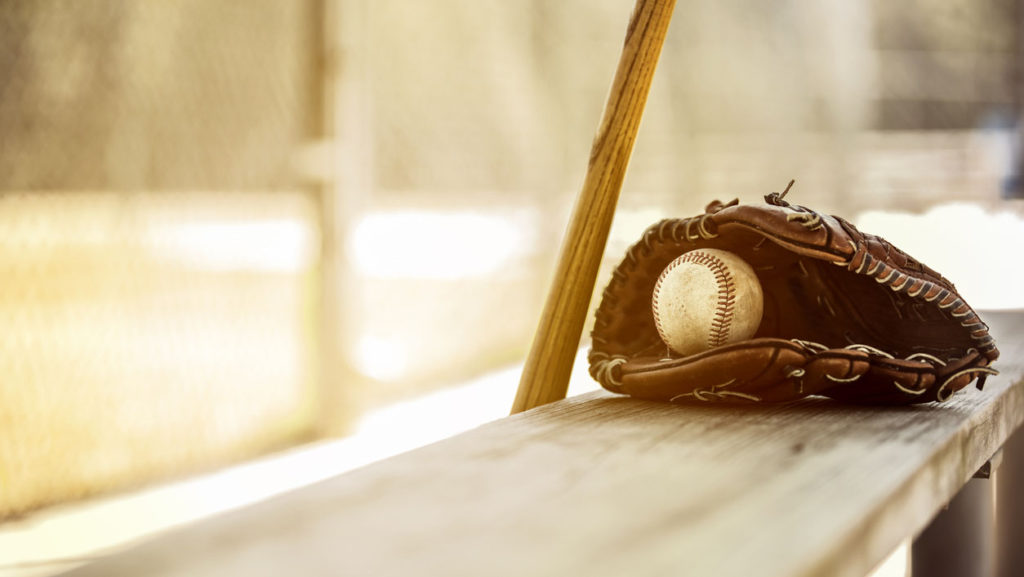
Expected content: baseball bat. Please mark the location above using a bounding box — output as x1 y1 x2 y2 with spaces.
512 0 676 413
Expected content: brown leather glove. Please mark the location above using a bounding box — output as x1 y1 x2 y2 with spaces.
589 189 999 404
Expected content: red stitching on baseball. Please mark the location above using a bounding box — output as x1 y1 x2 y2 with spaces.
654 250 737 350
684 252 737 348
651 258 677 346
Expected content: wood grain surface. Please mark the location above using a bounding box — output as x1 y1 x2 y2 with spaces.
64 312 1024 577
512 0 676 413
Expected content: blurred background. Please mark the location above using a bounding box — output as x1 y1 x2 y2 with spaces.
2 1 1024 575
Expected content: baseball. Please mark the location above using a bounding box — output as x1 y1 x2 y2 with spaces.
652 248 764 356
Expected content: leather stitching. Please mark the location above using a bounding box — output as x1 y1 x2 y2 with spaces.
672 250 736 350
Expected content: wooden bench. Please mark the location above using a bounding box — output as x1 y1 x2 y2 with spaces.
62 311 1023 577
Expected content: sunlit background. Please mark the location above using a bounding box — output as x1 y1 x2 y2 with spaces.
2 1 1024 576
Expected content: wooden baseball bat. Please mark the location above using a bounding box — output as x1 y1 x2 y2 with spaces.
512 0 677 413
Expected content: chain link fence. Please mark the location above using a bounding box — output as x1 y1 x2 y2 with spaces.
0 2 321 517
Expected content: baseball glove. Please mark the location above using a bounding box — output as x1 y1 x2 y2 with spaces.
589 186 999 405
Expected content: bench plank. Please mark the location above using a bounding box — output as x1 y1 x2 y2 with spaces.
65 312 1024 577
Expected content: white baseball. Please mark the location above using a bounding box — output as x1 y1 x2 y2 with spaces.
652 248 764 356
